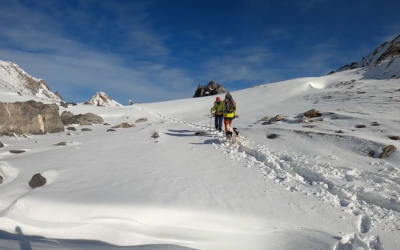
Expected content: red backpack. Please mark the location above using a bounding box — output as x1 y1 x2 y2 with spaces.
225 97 236 113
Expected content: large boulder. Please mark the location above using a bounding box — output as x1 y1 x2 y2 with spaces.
0 100 64 135
193 80 227 98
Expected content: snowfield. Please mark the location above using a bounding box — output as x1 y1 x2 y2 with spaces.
0 68 399 250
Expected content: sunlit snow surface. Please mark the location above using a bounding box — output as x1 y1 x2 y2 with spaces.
0 69 399 250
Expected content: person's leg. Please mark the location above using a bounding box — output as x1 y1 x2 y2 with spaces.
214 115 218 129
217 115 223 131
224 118 229 134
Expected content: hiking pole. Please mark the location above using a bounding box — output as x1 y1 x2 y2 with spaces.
209 112 213 131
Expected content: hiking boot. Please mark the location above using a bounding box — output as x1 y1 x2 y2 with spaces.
218 128 222 132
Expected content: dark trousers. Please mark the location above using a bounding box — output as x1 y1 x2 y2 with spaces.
215 115 223 130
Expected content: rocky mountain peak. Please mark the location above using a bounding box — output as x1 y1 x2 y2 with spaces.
0 59 63 103
88 92 123 107
329 34 400 79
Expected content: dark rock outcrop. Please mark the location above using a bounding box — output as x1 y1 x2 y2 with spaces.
267 134 280 139
193 80 227 98
81 128 92 131
55 142 67 146
151 132 160 138
0 175 3 184
29 173 46 188
10 150 25 154
388 136 399 140
0 100 64 135
0 142 3 147
107 129 116 132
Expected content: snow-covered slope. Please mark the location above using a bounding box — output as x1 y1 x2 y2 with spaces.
332 34 400 79
0 69 399 250
0 59 63 103
88 92 123 107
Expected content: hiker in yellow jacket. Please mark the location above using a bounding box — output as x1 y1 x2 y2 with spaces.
210 97 223 132
217 93 237 138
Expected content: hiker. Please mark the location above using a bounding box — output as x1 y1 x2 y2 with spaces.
217 92 237 139
210 96 223 132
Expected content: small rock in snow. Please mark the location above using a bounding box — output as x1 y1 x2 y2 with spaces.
135 118 148 123
66 127 77 131
55 142 67 146
9 150 25 154
267 134 280 139
107 129 116 132
355 124 366 128
0 142 4 147
81 128 92 131
151 132 160 139
29 173 46 189
388 136 399 140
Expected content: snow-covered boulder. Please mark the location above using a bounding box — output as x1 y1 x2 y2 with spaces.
0 59 63 103
88 92 122 107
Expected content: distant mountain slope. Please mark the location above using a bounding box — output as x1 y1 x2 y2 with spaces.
88 92 123 107
330 35 400 79
0 59 63 103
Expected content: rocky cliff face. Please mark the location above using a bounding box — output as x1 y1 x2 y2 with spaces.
193 80 227 98
330 35 400 79
88 92 123 107
0 100 64 135
0 60 63 103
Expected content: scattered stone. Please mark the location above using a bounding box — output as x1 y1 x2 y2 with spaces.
0 142 4 147
103 123 110 125
267 134 280 139
29 173 46 189
356 125 366 128
151 132 160 139
67 102 77 106
55 142 67 146
335 130 344 133
107 129 116 132
83 102 92 105
60 111 104 125
234 115 239 118
17 92 22 96
0 175 3 184
304 109 322 118
10 150 25 154
195 131 209 136
357 91 366 94
371 121 380 126
66 133 72 136
112 123 135 128
66 127 77 131
388 136 399 140
81 128 92 132
303 125 315 128
260 117 269 121
379 145 396 159
135 118 148 123
262 121 272 125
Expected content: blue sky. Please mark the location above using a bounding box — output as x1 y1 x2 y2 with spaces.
0 0 399 104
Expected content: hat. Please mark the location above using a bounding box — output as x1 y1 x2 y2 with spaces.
216 97 221 101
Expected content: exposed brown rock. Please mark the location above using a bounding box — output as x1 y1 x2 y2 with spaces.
151 132 160 138
60 111 103 125
55 142 67 146
193 80 227 98
107 129 116 132
111 123 135 128
0 101 64 136
81 128 92 131
304 109 321 118
388 136 399 140
0 142 4 147
66 127 77 131
135 118 148 123
379 145 396 159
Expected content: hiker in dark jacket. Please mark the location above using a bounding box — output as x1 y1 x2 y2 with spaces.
210 97 223 132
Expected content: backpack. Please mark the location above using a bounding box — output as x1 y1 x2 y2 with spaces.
225 97 236 113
